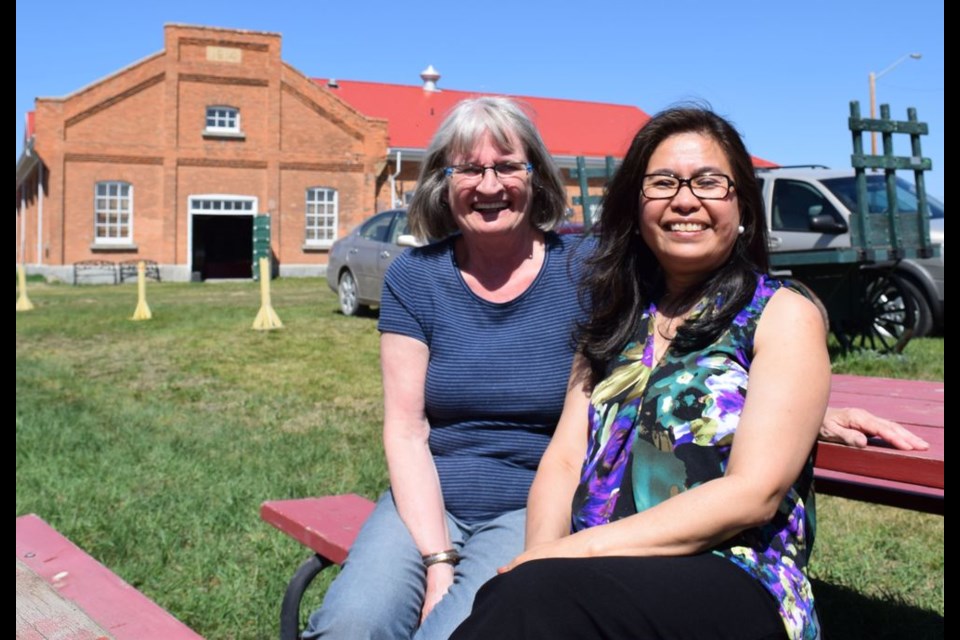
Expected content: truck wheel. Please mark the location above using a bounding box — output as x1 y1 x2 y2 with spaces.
899 277 934 337
848 272 917 352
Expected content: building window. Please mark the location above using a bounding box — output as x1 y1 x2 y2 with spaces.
305 187 338 247
204 106 241 135
94 181 133 244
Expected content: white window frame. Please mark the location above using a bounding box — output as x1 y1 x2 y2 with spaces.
94 181 133 245
188 195 257 215
204 105 241 135
304 187 338 248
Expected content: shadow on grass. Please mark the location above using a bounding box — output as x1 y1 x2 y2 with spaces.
331 306 380 320
814 579 943 640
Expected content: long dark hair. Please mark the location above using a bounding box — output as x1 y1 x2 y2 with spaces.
578 106 769 384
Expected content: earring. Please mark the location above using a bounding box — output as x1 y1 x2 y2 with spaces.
737 225 745 235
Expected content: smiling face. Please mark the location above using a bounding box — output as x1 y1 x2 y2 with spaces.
447 130 533 240
639 132 741 288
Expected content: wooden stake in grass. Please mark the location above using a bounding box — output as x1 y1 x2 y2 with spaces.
252 256 282 330
16 264 35 312
130 261 153 321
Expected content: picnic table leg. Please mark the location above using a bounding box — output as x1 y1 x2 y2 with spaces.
280 554 332 640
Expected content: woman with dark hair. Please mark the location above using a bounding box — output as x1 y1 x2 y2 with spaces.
452 107 830 640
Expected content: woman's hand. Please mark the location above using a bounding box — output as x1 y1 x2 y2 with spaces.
500 532 591 574
421 563 455 623
819 406 929 450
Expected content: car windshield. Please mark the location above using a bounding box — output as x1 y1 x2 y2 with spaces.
822 175 943 219
910 185 944 219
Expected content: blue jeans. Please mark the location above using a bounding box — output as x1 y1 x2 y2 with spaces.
303 490 526 640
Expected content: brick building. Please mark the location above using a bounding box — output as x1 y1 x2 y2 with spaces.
16 24 659 282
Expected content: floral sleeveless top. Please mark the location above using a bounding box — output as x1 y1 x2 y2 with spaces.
570 274 818 640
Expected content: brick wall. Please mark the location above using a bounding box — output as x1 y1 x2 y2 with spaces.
17 24 389 279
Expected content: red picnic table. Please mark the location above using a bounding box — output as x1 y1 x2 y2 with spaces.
261 373 944 639
815 374 944 514
15 514 203 640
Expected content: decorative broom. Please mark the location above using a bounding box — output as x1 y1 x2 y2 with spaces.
16 264 35 311
252 256 282 330
130 261 153 320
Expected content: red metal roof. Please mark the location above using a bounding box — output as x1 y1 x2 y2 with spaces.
312 79 777 167
313 79 648 159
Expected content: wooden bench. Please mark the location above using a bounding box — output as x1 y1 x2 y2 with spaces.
262 495 375 640
118 259 161 283
73 260 118 285
262 375 943 639
16 514 203 640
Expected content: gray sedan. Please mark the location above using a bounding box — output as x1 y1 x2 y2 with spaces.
326 209 413 316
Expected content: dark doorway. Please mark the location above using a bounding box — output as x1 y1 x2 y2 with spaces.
192 215 253 280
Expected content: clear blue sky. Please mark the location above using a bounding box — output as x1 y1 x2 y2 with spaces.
16 0 945 199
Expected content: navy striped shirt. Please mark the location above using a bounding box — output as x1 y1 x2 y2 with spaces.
379 232 591 523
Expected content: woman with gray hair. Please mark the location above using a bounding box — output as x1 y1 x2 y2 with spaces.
303 96 591 639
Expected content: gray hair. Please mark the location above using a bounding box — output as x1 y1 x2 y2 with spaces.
408 96 568 240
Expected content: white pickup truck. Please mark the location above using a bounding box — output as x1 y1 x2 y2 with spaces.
755 166 943 336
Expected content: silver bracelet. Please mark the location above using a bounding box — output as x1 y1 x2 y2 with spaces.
421 549 462 567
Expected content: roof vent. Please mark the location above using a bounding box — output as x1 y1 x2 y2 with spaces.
420 65 441 92
327 78 339 89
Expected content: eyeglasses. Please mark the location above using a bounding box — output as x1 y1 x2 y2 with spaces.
641 173 734 200
443 162 533 184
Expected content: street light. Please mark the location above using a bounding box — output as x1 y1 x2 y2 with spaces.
869 52 922 156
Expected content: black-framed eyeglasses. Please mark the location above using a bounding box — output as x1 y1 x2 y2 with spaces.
443 162 533 184
641 173 735 200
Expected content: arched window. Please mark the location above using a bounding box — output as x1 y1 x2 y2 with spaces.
305 187 338 247
94 181 133 244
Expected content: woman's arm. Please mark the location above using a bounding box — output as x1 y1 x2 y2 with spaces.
380 332 452 622
504 288 830 569
802 281 926 450
524 357 592 550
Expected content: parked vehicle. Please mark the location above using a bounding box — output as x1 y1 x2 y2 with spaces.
325 209 414 316
756 167 943 336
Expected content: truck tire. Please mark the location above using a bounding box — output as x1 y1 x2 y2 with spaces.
899 276 934 338
847 271 917 352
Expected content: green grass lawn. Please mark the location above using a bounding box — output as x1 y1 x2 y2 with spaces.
16 279 943 639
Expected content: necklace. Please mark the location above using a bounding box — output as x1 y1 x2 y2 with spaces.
651 295 695 366
652 312 680 367
650 294 710 367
